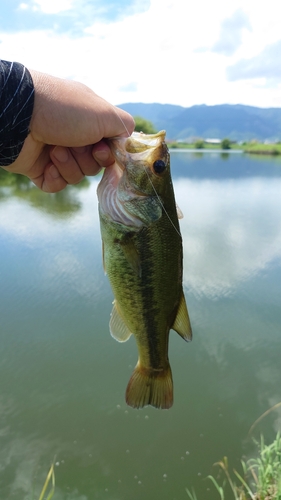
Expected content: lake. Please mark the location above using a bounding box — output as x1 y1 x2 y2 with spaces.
1 150 281 500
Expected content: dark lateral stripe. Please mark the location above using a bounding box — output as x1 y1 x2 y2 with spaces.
139 229 163 369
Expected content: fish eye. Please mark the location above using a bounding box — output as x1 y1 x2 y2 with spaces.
153 159 166 174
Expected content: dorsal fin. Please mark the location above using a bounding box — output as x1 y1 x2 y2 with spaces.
176 204 184 219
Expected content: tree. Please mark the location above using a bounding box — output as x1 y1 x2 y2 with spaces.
134 116 157 134
195 139 204 149
221 138 231 150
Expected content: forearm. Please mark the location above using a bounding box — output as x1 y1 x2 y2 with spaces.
0 59 34 166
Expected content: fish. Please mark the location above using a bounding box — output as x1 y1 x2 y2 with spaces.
97 130 192 409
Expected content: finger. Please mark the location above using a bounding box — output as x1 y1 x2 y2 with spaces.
95 99 135 139
107 106 135 138
70 145 106 175
32 163 68 193
92 140 115 169
50 146 85 184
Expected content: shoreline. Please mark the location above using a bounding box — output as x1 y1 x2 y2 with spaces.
168 145 281 156
169 148 243 154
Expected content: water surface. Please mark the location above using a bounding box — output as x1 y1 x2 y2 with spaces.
0 152 281 499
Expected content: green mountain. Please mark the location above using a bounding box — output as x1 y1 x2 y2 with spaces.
117 103 281 142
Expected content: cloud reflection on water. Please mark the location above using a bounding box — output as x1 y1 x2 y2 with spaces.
174 177 281 298
1 175 281 302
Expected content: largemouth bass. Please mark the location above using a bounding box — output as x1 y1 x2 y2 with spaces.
97 130 192 409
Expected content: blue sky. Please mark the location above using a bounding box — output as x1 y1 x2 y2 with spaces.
1 0 149 34
1 0 281 108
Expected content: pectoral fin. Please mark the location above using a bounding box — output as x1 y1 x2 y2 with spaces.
109 301 132 342
172 292 192 341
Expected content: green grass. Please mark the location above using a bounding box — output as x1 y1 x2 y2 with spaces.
243 143 281 155
35 434 281 500
36 464 55 500
168 141 281 155
168 141 224 150
186 433 281 500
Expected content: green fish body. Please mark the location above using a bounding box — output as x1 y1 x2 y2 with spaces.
97 131 192 409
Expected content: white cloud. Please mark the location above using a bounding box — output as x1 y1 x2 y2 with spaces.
32 0 74 13
227 40 281 82
1 0 281 107
211 9 252 56
18 3 29 10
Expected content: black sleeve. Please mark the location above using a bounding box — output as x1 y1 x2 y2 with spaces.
0 60 35 167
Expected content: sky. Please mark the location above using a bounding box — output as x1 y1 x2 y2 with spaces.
1 0 281 108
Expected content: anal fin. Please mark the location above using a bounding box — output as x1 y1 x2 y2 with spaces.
172 292 192 341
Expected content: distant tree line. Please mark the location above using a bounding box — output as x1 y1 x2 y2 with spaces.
133 116 232 150
134 116 157 134
193 138 231 149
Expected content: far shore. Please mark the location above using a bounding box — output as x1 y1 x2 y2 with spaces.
168 141 281 156
169 147 243 154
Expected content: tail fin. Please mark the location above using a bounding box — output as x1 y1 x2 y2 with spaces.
125 362 173 409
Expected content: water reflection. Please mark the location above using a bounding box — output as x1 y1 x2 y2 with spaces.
220 152 230 160
1 155 281 500
174 177 281 298
170 149 281 180
0 169 90 217
3 173 281 301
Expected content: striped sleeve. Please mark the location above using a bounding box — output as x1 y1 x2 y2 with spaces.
0 59 35 167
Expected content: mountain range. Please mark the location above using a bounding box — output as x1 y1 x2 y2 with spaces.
117 103 281 142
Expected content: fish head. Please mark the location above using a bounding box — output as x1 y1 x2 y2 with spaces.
108 130 171 198
98 130 177 229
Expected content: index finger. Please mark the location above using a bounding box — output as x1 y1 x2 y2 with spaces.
100 103 135 139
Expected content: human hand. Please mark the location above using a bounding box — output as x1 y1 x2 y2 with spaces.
3 70 134 192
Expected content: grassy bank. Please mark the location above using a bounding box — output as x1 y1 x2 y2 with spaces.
168 141 226 150
168 141 281 155
186 433 281 500
35 435 281 500
243 143 281 155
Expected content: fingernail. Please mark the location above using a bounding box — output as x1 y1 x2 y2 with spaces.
52 146 69 162
49 164 60 179
93 149 110 162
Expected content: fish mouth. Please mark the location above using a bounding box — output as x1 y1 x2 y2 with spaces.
107 131 167 169
125 130 166 153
